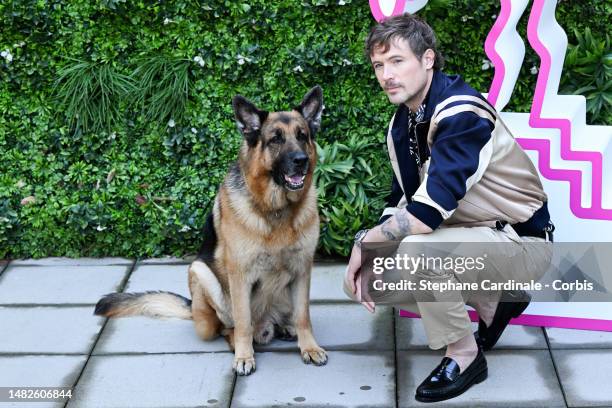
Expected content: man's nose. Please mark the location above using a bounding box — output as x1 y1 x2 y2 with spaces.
382 65 394 80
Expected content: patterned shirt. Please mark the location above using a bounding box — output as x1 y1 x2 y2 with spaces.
407 103 426 168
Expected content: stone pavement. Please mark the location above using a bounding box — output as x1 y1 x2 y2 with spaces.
0 258 611 407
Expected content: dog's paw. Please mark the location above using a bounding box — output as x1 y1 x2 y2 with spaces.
233 356 256 376
300 347 328 366
274 324 297 342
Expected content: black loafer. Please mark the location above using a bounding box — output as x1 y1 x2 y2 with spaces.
476 290 531 351
415 348 488 403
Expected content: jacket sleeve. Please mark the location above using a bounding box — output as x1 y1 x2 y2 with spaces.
406 106 495 230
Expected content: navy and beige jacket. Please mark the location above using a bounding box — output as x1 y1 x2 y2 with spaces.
381 70 551 236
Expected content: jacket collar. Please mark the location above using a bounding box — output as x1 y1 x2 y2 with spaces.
391 70 447 139
422 69 446 121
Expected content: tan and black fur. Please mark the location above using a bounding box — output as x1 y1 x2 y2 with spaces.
95 86 327 375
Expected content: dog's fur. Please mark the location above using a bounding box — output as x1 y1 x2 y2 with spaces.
95 86 327 375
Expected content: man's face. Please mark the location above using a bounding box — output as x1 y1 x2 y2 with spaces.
370 37 433 108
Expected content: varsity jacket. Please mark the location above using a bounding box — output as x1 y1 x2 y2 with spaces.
380 70 551 236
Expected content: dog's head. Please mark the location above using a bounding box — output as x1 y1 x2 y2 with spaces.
232 86 322 194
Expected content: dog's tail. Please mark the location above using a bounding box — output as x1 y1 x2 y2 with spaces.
94 291 192 320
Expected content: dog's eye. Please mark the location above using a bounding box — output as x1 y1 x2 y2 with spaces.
270 131 284 144
297 130 308 142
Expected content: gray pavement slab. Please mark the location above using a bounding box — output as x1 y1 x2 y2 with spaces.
93 316 230 354
546 327 612 349
10 258 133 266
232 351 395 408
125 263 348 302
396 316 547 349
255 304 394 352
0 355 87 408
310 263 350 302
397 350 565 407
0 307 104 354
137 256 195 265
0 265 130 305
552 349 612 407
124 264 190 298
67 353 234 408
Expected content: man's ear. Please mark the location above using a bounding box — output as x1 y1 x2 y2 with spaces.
232 95 269 147
294 85 323 137
423 49 435 69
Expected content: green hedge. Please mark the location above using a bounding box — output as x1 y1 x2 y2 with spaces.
0 0 608 258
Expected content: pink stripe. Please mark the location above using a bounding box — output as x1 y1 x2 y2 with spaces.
399 309 612 331
484 0 511 107
484 0 611 220
369 0 407 22
523 0 610 219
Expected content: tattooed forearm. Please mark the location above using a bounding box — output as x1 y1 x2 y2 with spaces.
380 220 398 240
380 209 414 241
396 210 413 236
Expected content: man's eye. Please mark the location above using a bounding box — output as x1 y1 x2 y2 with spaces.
392 59 402 64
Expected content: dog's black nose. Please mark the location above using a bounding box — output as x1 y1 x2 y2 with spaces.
291 152 308 167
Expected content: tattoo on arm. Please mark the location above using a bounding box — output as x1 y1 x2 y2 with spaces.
380 220 398 240
396 210 413 236
380 210 414 241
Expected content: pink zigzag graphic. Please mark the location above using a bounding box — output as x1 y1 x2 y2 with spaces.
485 0 612 220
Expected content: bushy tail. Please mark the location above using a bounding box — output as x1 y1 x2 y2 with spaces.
94 291 192 320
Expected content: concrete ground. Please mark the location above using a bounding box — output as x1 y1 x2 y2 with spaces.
0 258 611 407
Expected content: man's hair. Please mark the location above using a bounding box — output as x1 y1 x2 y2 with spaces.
365 13 444 70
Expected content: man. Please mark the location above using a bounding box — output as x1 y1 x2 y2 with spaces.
343 13 554 402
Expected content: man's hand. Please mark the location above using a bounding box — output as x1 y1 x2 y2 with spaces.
344 244 375 313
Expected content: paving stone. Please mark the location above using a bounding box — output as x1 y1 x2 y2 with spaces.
396 316 547 349
397 350 565 407
126 263 349 302
124 264 190 298
67 353 234 408
10 258 133 266
0 307 104 354
93 316 230 354
0 265 129 305
137 256 195 265
553 349 612 406
546 327 612 349
232 351 395 408
310 263 350 302
0 355 87 408
255 304 393 352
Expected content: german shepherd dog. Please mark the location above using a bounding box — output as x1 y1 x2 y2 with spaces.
95 86 327 375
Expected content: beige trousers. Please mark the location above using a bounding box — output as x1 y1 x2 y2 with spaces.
343 224 552 349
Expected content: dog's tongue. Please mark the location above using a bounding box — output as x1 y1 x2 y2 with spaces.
285 175 304 184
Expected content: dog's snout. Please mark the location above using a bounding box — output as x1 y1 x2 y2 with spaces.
291 152 308 167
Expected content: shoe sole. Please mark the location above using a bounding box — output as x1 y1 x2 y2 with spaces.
415 368 488 403
482 294 532 351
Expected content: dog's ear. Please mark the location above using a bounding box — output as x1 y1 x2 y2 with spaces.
232 95 269 147
295 85 323 137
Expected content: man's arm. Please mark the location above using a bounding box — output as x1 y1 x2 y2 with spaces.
344 208 432 313
367 207 432 243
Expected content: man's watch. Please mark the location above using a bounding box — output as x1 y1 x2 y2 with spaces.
354 229 369 248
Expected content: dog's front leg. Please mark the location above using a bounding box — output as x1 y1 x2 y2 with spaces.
228 270 256 375
290 268 328 366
